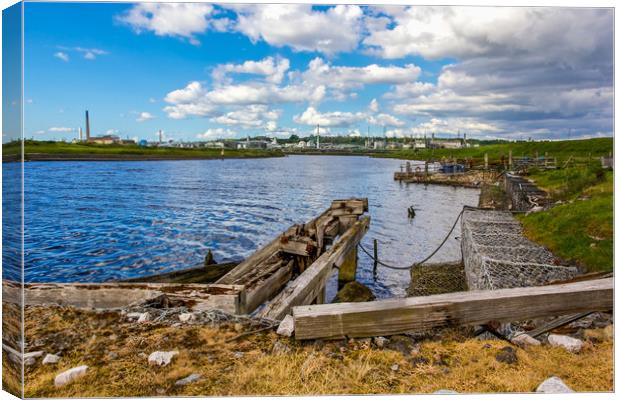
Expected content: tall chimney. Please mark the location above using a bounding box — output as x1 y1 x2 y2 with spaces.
85 110 91 141
316 124 320 149
158 129 163 144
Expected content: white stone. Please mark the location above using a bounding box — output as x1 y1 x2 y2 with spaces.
148 351 179 367
536 376 574 393
179 313 195 322
137 312 151 323
547 334 584 353
54 365 88 387
390 364 399 371
24 351 44 366
373 337 389 349
276 315 294 337
175 373 201 386
511 332 541 347
434 390 459 394
42 354 61 365
126 312 142 319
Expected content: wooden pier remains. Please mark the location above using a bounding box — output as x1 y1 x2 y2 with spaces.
18 198 370 317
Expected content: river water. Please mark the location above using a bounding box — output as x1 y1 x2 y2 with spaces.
20 155 479 298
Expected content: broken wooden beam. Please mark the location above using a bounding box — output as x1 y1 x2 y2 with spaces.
257 216 370 321
292 278 613 340
17 282 245 314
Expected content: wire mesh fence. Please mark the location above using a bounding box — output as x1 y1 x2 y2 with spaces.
461 207 578 290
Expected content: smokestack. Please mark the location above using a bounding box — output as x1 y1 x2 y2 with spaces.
158 129 163 144
85 110 91 141
316 124 320 149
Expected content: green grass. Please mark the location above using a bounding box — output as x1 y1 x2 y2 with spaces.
3 140 283 159
518 168 613 272
377 137 612 164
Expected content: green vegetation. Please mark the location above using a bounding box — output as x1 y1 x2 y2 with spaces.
518 166 613 272
379 137 612 164
3 140 283 160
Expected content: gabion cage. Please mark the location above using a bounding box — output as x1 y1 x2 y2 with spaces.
461 207 578 290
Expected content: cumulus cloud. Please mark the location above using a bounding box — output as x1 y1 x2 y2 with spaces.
196 128 237 140
210 105 281 129
378 7 613 138
368 113 406 127
136 112 155 122
117 3 215 45
232 4 364 55
212 56 290 84
294 107 366 127
54 52 69 62
369 99 379 113
48 127 75 132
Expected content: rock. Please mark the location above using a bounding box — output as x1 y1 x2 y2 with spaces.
434 389 458 394
179 313 194 323
42 354 61 365
137 312 151 323
233 323 244 332
148 351 178 367
54 365 89 387
24 351 44 366
547 334 583 353
175 373 201 386
233 351 244 359
107 351 118 360
126 312 142 319
108 334 118 341
276 315 295 337
390 363 399 371
386 335 416 357
333 281 375 303
495 346 518 364
272 341 292 355
511 332 541 347
536 376 574 393
373 337 389 349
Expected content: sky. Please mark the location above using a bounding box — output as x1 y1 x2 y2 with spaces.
22 3 613 142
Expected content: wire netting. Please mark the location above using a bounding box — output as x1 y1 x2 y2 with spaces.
461 207 578 290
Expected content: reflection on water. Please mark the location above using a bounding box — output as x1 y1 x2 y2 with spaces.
23 155 479 298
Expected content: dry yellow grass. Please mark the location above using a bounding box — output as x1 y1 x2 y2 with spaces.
22 306 613 397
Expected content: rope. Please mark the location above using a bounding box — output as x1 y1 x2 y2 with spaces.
359 208 465 271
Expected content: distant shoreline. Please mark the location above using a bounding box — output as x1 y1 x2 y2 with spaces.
2 152 286 163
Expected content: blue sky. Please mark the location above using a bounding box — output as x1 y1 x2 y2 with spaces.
23 3 613 142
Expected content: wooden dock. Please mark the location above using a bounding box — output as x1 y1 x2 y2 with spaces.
17 198 371 317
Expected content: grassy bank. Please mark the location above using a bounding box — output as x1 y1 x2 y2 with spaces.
518 166 613 272
3 140 284 160
378 137 612 164
21 306 613 397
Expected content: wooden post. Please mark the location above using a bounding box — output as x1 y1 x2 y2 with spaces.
484 153 488 170
508 149 513 169
373 239 378 279
338 248 358 288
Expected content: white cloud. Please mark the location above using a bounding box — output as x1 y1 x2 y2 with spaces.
136 112 155 122
294 107 366 127
213 56 290 84
54 52 69 62
48 126 75 132
232 4 364 55
301 57 421 91
196 128 237 140
368 113 406 127
117 3 215 45
209 105 281 129
163 80 324 119
368 98 379 113
106 129 120 135
384 82 436 99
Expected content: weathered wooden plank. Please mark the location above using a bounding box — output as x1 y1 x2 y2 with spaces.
21 282 245 314
331 198 368 212
120 261 239 284
242 260 294 314
216 235 283 285
257 216 370 321
280 238 317 257
293 278 613 340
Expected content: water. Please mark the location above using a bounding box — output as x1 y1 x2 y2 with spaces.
20 155 479 298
